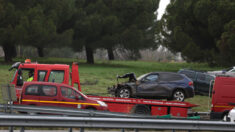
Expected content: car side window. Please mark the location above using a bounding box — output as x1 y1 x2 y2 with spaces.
180 71 195 80
197 73 206 81
143 74 158 82
61 86 82 100
41 85 57 96
38 71 47 81
25 85 39 95
48 70 64 83
205 75 214 82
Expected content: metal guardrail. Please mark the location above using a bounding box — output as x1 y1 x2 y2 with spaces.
0 114 235 131
0 105 234 131
0 104 155 118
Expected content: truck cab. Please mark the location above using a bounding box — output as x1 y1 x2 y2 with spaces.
9 59 80 97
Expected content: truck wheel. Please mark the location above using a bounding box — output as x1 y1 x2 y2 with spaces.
134 105 150 115
172 90 185 102
117 87 131 98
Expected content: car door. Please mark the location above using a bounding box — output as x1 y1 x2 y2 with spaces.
195 73 209 94
21 84 40 106
136 74 160 96
38 85 59 107
59 86 85 109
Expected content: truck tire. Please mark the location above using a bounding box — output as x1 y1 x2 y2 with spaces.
134 105 150 115
117 87 131 98
172 89 185 102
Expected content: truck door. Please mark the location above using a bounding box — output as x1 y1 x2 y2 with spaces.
137 74 161 96
38 85 59 107
14 68 35 87
59 86 84 109
21 84 40 106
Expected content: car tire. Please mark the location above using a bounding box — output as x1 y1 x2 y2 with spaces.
134 105 150 115
172 89 185 102
117 87 131 98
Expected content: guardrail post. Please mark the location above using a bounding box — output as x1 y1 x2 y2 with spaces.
20 127 25 132
172 130 175 132
69 128 73 132
9 127 13 132
134 128 139 132
7 84 13 113
121 128 125 132
80 128 84 132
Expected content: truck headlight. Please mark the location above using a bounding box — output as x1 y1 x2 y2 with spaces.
98 101 107 107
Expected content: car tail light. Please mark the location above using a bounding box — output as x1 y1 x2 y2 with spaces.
189 81 193 86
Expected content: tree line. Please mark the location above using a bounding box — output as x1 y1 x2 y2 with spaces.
158 0 235 66
0 0 234 66
0 0 159 64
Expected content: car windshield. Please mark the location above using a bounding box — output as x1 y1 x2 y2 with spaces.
224 67 234 72
76 89 87 98
137 73 149 81
224 67 233 72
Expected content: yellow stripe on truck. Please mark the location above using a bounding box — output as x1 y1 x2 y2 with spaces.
22 99 100 106
214 105 233 108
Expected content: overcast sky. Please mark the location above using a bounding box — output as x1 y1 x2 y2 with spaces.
157 0 170 20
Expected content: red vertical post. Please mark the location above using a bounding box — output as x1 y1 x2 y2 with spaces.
71 62 81 92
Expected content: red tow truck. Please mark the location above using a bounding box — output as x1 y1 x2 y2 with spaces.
210 74 235 120
10 60 197 117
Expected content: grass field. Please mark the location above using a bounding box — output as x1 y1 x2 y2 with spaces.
0 57 222 112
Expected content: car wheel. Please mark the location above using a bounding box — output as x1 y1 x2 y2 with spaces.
134 105 150 115
172 90 185 102
118 87 131 98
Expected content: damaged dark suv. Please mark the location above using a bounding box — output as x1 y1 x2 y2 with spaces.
108 72 194 101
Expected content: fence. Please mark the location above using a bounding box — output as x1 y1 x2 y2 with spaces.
0 84 16 104
0 114 235 132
